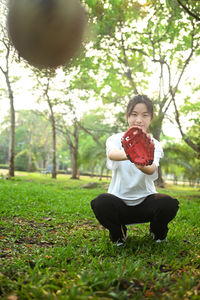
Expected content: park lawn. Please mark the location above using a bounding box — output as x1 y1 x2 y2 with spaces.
0 173 200 300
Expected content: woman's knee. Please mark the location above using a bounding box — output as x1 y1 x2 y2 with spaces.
91 193 111 212
165 196 179 214
91 193 124 218
157 194 179 219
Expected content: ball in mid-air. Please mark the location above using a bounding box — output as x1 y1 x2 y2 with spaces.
7 0 86 68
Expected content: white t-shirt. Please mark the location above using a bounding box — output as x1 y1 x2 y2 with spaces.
106 132 164 206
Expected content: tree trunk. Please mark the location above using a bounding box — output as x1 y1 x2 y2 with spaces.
0 38 16 177
46 95 57 179
51 115 57 179
151 116 165 187
6 74 15 177
70 121 79 179
9 101 15 177
155 165 165 188
28 132 33 172
71 151 78 179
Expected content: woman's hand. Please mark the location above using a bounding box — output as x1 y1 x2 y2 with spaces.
135 163 156 175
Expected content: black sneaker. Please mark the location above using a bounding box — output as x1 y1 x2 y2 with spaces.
115 238 126 247
149 228 167 243
109 225 127 246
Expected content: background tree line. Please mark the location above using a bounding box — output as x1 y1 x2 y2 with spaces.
0 0 199 186
0 106 199 186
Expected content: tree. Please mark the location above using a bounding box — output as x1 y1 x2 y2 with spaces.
15 149 37 172
55 59 101 179
0 1 18 176
0 122 9 164
58 117 79 179
172 94 200 155
33 70 58 179
56 94 81 179
78 109 116 178
15 110 52 169
162 138 200 186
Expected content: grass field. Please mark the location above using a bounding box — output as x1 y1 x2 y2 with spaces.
0 172 200 299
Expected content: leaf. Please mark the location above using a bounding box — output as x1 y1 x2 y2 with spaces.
145 290 157 297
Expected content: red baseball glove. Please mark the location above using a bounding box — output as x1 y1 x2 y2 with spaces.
121 126 155 166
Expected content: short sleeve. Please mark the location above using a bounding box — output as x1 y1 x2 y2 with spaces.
106 133 123 170
153 138 164 167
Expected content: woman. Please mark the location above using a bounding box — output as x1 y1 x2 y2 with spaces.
91 94 179 247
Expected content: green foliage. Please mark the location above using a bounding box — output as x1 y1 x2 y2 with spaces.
15 150 37 172
162 138 200 185
0 127 9 164
0 174 200 299
178 97 200 152
0 164 8 169
16 110 52 168
78 110 113 174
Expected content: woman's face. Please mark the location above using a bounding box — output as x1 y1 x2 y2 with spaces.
127 103 152 132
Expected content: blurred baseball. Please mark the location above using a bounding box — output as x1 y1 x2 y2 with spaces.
7 0 87 68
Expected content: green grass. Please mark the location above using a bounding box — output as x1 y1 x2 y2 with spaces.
0 173 200 299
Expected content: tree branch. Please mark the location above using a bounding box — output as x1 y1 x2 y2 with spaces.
118 25 138 94
78 123 103 147
176 0 200 21
172 95 200 153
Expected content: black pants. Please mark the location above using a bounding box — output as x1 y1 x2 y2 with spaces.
91 193 179 241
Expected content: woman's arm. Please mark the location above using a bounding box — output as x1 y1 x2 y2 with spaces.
108 148 157 175
108 148 127 161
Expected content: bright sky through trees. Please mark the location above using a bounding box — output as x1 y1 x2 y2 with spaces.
1 53 199 140
137 0 147 4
